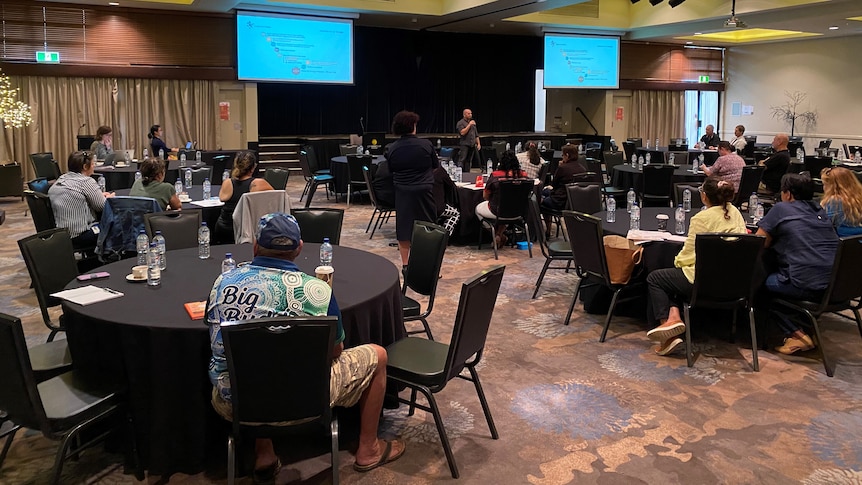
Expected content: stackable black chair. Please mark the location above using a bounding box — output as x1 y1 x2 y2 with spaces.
299 148 334 208
565 181 603 215
144 210 202 250
402 221 449 340
188 166 212 185
386 266 505 479
529 196 573 299
674 184 705 211
477 180 534 259
263 167 290 190
640 164 675 207
732 165 765 208
363 166 395 239
345 154 373 206
291 208 344 245
29 152 60 181
25 190 56 232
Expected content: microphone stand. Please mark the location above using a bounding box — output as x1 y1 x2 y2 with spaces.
575 107 599 136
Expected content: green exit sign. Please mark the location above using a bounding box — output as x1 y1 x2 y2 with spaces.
36 51 60 63
698 75 710 83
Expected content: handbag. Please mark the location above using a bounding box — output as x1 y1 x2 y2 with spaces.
603 235 643 284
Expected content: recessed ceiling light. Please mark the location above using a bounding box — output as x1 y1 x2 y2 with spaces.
108 1 119 4
694 32 702 35
829 26 839 30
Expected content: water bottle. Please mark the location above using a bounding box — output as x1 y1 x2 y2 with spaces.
683 188 692 212
320 238 333 266
356 145 363 155
631 153 637 168
159 148 165 160
147 242 161 287
135 170 142 182
143 148 149 159
855 151 861 164
626 188 636 213
195 150 201 162
153 230 166 270
487 159 493 175
630 203 640 231
516 142 522 153
668 152 676 165
754 203 765 222
637 156 644 171
180 152 186 167
698 153 705 166
655 138 660 150
675 205 686 234
175 179 183 196
202 178 211 199
506 142 511 152
184 168 192 189
222 169 230 181
748 193 759 219
221 252 236 274
98 175 106 192
645 152 651 165
646 140 651 149
692 156 700 173
198 222 210 259
136 230 149 265
796 148 804 160
578 143 584 153
606 196 616 223
437 139 441 149
124 150 131 164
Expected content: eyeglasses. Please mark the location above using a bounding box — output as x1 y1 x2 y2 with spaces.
697 185 704 193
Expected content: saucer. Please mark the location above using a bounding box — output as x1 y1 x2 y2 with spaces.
126 274 147 282
179 196 192 202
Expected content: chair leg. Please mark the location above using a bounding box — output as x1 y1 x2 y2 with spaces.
599 288 622 343
0 425 20 469
408 389 418 416
347 183 351 207
421 317 433 341
330 415 340 485
532 259 552 299
51 430 77 485
684 304 694 367
305 181 319 209
806 312 833 377
300 180 311 201
418 387 459 479
748 307 759 372
564 279 585 325
729 307 738 343
227 434 236 485
366 210 377 233
854 308 862 339
523 221 532 258
467 365 498 439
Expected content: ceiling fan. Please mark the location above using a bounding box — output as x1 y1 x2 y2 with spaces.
724 0 748 28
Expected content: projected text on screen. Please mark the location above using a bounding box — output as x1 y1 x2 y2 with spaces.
543 35 619 89
237 13 353 84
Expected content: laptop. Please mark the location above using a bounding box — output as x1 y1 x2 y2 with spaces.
103 152 117 166
185 141 197 150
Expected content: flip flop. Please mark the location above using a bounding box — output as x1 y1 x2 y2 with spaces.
353 439 406 472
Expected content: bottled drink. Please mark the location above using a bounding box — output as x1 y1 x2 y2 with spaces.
143 148 149 159
655 138 660 150
855 151 861 164
796 148 804 160
320 238 333 266
578 143 584 153
516 142 522 153
202 178 211 199
748 193 759 219
506 142 511 151
675 205 686 234
175 179 183 196
486 159 493 175
668 153 676 165
437 139 441 149
630 204 640 231
136 230 149 265
222 252 237 274
153 230 166 270
124 150 131 164
195 150 202 162
98 175 106 192
631 154 637 168
159 148 165 160
147 242 161 287
222 169 230 181
698 153 705 166
356 145 363 155
365 148 371 156
626 188 636 213
606 196 616 223
754 203 765 222
134 170 142 182
198 222 210 259
180 152 186 167
645 152 651 165
683 188 692 212
692 156 700 173
637 156 644 170
184 168 192 189
646 139 651 149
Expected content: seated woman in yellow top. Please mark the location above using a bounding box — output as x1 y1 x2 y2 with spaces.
644 178 746 356
129 158 182 211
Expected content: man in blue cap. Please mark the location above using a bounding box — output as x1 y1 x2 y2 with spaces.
206 213 405 481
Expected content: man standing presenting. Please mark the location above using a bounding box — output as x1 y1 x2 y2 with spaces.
699 124 720 149
759 133 791 195
704 141 746 192
456 108 480 169
728 124 748 153
206 213 405 480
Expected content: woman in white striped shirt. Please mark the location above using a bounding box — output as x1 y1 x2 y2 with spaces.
47 151 115 249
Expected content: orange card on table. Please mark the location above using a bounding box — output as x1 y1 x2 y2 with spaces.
475 175 484 188
184 301 206 320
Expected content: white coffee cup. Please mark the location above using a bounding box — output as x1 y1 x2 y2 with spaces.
656 214 669 232
132 265 147 279
315 265 334 287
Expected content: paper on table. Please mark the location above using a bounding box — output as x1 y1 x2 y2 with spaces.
190 198 225 207
51 285 124 305
627 230 687 243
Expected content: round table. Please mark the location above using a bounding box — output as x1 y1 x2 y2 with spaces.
114 184 224 229
611 163 705 194
594 207 693 272
329 155 384 196
62 243 405 474
95 160 207 191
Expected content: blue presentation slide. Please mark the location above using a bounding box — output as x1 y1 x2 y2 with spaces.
544 35 620 89
237 13 353 84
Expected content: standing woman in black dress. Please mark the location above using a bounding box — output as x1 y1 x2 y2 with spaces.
385 110 440 268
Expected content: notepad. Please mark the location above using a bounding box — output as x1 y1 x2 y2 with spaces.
184 301 206 320
51 285 124 305
190 199 224 207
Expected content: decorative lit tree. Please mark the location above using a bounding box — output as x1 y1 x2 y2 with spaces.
0 69 32 128
769 90 817 137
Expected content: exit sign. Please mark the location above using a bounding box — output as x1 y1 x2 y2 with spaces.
698 75 710 83
36 51 60 63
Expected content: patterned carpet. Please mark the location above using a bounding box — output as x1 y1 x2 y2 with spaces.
1 177 861 484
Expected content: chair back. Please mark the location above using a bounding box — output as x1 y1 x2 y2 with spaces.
221 316 336 428
603 151 625 176
346 155 373 184
803 156 833 180
733 165 765 206
0 163 23 198
444 266 505 382
25 190 56 232
298 148 314 179
528 195 551 258
622 141 637 162
29 153 59 180
27 177 50 194
405 221 449 297
535 162 549 184
495 179 534 220
338 144 356 156
233 190 291 244
690 234 765 306
291 208 344 245
17 229 80 326
439 147 455 159
667 151 688 165
0 313 50 433
362 166 390 210
673 184 704 210
546 156 560 185
303 144 324 173
565 183 602 213
585 158 604 181
539 149 555 166
822 235 862 306
562 211 611 286
641 164 675 198
144 210 202 250
264 168 290 190
96 196 162 260
187 166 213 185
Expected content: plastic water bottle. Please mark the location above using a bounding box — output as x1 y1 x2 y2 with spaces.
646 140 651 149
698 153 705 166
202 178 211 200
637 156 644 171
683 188 692 212
159 148 165 160
174 179 183 196
98 175 106 192
437 139 441 149
630 204 640 231
142 148 148 159
184 168 192 189
516 142 522 153
606 196 616 222
147 242 161 287
578 143 584 153
631 154 637 168
855 151 861 164
486 159 493 175
198 222 210 259
506 142 511 151
626 188 636 213
692 156 700 173
180 152 186 167
136 230 148 265
221 252 236 274
320 238 333 266
754 203 764 222
124 150 131 164
655 138 660 150
748 193 759 219
135 170 142 182
796 148 804 160
196 150 202 162
222 169 230 181
668 153 676 165
645 152 652 165
675 205 686 234
153 230 166 270
356 145 363 155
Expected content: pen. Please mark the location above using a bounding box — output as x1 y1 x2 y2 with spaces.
103 288 121 295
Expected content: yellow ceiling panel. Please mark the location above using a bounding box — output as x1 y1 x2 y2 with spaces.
677 28 821 44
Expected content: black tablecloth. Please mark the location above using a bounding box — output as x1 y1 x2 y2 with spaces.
594 207 692 273
455 185 485 239
95 160 207 191
611 164 705 194
114 184 223 230
635 147 718 165
62 243 405 475
329 155 384 196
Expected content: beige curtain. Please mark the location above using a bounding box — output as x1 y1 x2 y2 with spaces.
1 75 219 180
629 90 686 147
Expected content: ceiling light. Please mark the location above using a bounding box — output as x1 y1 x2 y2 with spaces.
108 1 119 4
686 41 693 44
694 32 702 35
669 0 686 7
649 0 664 5
829 26 839 30
631 0 641 3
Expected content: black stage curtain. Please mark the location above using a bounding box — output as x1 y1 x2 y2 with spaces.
258 27 542 136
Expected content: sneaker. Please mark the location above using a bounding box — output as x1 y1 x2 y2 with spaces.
646 321 686 341
775 334 815 355
655 337 684 356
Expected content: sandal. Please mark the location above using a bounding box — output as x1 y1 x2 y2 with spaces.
252 458 281 484
646 321 686 342
353 439 406 472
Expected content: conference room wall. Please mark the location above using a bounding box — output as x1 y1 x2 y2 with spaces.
722 36 862 152
545 89 609 135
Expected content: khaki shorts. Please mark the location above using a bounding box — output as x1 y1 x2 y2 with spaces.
212 344 379 425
